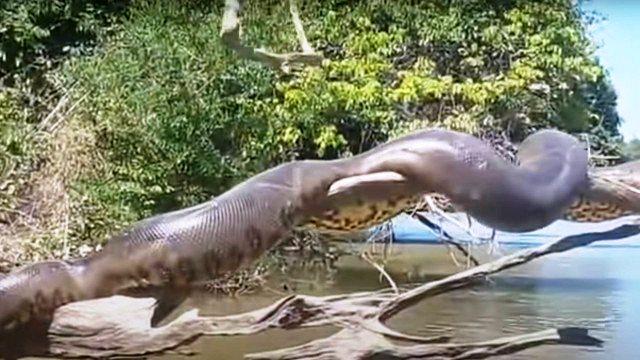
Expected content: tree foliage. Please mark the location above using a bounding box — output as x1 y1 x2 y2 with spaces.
0 0 625 258
623 139 640 161
0 92 36 219
0 0 127 85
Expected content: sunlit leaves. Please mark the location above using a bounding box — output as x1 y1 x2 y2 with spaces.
12 0 619 246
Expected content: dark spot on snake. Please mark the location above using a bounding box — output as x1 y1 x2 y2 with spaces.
246 225 263 254
268 231 282 247
51 289 64 307
34 291 46 308
212 251 222 276
67 292 77 303
203 250 216 277
136 265 150 280
229 244 244 268
152 262 172 284
279 204 296 227
178 259 196 282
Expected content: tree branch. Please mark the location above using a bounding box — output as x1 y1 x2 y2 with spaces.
220 0 323 73
412 212 481 267
289 0 314 54
360 251 400 295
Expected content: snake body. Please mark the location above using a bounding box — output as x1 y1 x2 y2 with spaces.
306 129 589 233
566 160 640 221
0 127 625 330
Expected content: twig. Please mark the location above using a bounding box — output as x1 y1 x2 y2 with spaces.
409 211 466 266
412 212 480 267
424 196 492 242
38 93 69 131
360 251 399 294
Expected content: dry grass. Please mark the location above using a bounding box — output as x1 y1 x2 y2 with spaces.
0 91 98 271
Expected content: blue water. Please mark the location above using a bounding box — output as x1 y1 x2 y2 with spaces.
353 244 640 359
378 215 640 359
390 213 640 249
170 215 640 359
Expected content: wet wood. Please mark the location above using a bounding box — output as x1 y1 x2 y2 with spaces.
247 327 603 360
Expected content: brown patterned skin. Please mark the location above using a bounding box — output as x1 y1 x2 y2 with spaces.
561 161 640 222
304 195 424 233
303 193 633 235
305 160 640 235
0 128 591 330
302 192 455 235
0 160 356 330
382 193 634 226
565 198 633 222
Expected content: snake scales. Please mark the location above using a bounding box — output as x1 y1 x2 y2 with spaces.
1 128 638 330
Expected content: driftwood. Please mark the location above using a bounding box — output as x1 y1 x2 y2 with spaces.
1 221 637 359
220 0 324 73
247 327 603 360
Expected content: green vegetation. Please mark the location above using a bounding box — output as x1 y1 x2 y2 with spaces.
0 92 35 221
623 139 640 161
0 0 624 269
0 1 125 84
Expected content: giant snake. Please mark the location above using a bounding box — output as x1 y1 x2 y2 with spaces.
1 128 638 331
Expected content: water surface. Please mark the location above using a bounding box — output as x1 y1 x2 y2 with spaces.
161 235 640 359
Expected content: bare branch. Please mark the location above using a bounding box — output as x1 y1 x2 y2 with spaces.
220 0 323 73
360 251 399 294
289 0 314 53
412 212 481 267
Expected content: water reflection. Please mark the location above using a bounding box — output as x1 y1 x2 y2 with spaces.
161 244 640 359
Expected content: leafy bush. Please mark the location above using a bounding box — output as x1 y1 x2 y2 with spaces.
0 0 625 261
623 139 640 161
0 91 36 219
0 0 127 82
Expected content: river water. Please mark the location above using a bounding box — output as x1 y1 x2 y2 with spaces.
160 231 640 360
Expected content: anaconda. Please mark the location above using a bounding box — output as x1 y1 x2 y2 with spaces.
2 127 630 331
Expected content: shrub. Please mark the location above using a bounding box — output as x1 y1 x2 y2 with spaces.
0 0 624 263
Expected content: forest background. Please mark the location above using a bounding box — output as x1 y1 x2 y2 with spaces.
0 0 631 274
